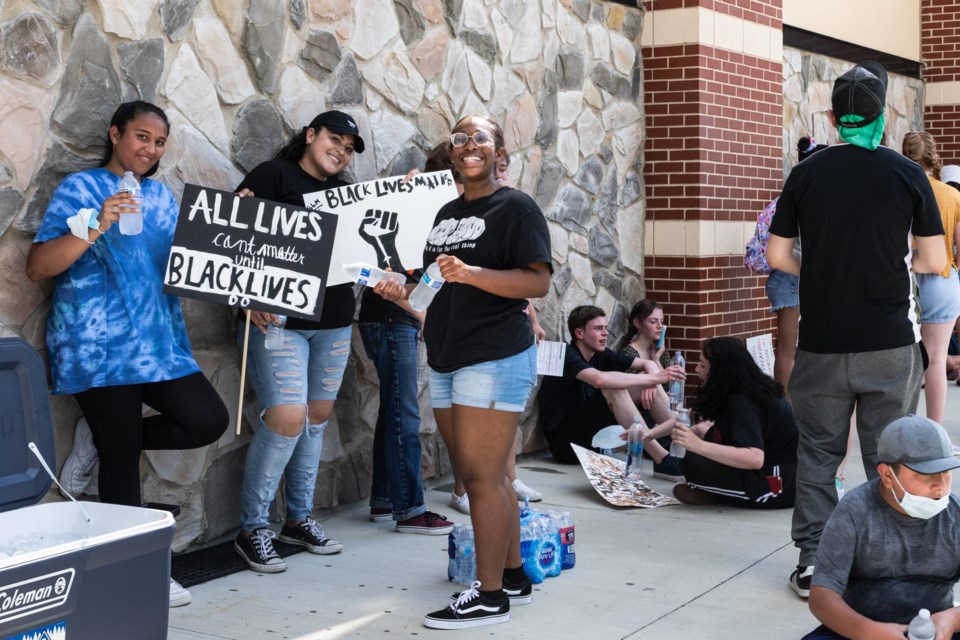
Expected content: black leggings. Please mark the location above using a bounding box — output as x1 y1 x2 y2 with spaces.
74 372 229 506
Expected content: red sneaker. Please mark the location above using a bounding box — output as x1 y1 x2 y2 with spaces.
396 511 455 535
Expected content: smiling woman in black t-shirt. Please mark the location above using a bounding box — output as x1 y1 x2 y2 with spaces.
376 116 551 629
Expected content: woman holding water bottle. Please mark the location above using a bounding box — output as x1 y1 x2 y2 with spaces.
648 337 798 509
25 100 229 606
376 115 552 629
230 111 368 574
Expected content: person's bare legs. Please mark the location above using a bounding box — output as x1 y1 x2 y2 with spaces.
434 407 466 497
774 306 800 399
453 405 521 590
921 320 954 424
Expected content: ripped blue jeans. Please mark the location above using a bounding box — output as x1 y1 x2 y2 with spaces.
238 324 352 531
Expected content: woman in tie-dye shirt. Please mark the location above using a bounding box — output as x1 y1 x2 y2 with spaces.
25 101 227 512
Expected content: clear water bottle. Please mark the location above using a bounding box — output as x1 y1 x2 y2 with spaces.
558 511 575 570
670 407 691 459
907 608 935 640
408 262 445 312
538 512 562 578
668 350 685 410
455 525 476 585
117 170 143 235
447 523 464 581
264 315 287 350
519 504 544 584
341 262 406 287
624 415 644 482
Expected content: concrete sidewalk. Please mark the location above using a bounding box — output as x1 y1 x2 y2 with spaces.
168 391 960 640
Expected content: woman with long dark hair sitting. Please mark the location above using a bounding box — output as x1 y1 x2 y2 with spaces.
641 337 798 509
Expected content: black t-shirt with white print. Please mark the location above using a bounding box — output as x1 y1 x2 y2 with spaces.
422 187 552 372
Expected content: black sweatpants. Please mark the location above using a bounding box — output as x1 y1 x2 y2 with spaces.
74 371 229 506
679 451 797 510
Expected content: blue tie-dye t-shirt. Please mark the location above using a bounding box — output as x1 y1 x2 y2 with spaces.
34 168 200 394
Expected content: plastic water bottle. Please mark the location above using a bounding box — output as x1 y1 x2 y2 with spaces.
538 512 562 578
519 505 544 584
907 608 935 640
455 526 476 585
625 415 644 482
341 262 406 287
447 523 464 581
408 262 445 312
670 407 691 459
558 511 575 570
264 315 287 350
117 170 142 235
668 350 685 410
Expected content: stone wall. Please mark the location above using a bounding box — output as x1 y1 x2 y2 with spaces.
0 0 646 550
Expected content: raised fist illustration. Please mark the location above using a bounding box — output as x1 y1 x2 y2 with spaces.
359 208 405 273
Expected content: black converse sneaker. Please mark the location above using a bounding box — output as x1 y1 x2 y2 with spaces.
234 528 286 573
426 581 510 630
278 517 343 555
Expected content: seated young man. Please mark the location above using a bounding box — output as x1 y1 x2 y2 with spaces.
537 305 685 473
803 415 960 640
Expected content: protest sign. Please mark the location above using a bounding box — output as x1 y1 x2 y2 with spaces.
746 333 775 377
303 170 458 286
163 184 338 321
571 444 680 508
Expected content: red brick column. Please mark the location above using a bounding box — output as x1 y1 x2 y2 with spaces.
922 0 960 164
642 0 783 397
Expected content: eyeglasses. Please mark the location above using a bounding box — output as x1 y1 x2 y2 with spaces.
450 131 494 147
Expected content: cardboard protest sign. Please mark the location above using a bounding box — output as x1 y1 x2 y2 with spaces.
303 170 458 286
571 444 680 508
163 184 338 321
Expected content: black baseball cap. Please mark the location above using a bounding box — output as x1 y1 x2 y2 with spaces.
832 61 888 128
306 110 365 153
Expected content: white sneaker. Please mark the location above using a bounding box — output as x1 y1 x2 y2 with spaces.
59 417 99 497
450 491 470 515
169 578 191 607
511 478 542 502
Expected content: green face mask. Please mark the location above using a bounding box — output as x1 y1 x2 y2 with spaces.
837 112 885 151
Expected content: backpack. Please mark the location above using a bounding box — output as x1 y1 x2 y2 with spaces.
744 197 778 274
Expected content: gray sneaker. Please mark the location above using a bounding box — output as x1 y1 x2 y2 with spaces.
279 517 343 554
59 417 99 497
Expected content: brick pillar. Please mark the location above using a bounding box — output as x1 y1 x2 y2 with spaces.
922 0 960 164
641 0 783 398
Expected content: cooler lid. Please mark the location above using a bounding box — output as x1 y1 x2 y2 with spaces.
0 337 54 512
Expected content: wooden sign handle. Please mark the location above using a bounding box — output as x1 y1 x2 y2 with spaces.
236 309 251 435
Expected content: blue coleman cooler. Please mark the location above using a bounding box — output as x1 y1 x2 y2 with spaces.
0 338 175 639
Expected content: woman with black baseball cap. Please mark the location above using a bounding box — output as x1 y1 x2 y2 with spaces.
231 111 364 574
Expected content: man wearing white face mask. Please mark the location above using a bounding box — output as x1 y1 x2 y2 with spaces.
803 416 960 640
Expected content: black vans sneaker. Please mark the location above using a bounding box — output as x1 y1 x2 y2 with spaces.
502 574 532 605
279 517 343 555
449 574 532 606
790 565 814 598
425 582 510 630
234 529 286 573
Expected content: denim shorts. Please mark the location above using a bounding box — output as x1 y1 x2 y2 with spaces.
765 269 799 313
429 344 537 412
238 323 352 409
917 267 960 323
